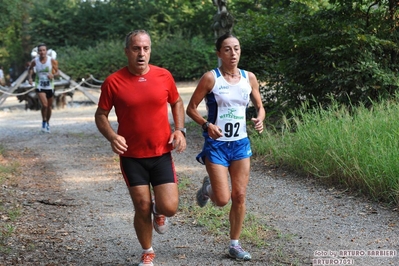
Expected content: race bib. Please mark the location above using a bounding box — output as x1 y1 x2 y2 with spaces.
38 73 50 89
216 106 247 141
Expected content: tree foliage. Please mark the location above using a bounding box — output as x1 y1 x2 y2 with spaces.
0 0 32 79
2 0 399 113
235 0 399 113
2 0 219 81
27 0 216 48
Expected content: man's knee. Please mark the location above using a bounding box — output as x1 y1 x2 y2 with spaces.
156 199 178 217
133 197 152 214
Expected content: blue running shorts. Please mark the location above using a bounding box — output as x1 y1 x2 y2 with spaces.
196 137 252 167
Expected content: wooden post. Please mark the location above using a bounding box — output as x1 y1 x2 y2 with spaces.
0 70 28 106
212 0 234 66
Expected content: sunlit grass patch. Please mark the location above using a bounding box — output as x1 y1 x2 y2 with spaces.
178 174 276 248
251 97 399 204
193 203 276 248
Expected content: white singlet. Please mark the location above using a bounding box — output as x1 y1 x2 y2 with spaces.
34 56 54 90
205 68 252 142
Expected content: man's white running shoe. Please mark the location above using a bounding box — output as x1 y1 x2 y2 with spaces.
152 200 168 234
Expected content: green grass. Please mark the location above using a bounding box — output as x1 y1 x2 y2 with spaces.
184 120 203 136
180 119 286 250
250 97 399 204
188 203 276 248
0 223 15 253
0 144 18 183
0 145 22 250
178 175 277 248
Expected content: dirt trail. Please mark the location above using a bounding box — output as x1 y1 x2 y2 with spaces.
0 85 398 266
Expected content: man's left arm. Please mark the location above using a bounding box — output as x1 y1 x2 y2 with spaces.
51 59 59 78
169 96 186 152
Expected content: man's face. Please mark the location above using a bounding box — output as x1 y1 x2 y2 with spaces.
38 46 47 59
124 33 151 75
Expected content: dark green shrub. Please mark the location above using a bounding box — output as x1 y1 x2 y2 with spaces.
151 34 216 81
235 2 399 117
57 40 126 81
57 34 215 82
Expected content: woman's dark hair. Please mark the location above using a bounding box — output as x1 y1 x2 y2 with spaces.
215 33 238 51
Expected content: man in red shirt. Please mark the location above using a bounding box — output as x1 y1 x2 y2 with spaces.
95 29 186 266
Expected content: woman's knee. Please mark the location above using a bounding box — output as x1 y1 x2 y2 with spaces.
231 190 246 205
213 194 230 207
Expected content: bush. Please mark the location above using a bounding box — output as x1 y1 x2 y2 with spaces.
151 34 216 81
57 40 126 81
235 3 399 117
57 34 216 82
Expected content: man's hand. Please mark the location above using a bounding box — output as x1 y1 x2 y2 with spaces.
110 135 128 155
169 131 186 153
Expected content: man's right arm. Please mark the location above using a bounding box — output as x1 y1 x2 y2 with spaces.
28 60 35 85
94 107 128 155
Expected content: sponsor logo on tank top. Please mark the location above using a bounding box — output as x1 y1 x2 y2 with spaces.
219 85 229 95
219 85 229 90
219 108 244 120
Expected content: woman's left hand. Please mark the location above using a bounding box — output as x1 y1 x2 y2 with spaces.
251 118 264 134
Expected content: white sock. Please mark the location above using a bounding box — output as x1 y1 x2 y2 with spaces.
143 247 154 253
230 240 239 246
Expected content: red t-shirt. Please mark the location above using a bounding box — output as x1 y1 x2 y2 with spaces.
98 65 179 158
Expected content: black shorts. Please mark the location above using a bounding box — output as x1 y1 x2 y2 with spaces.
120 152 177 187
36 89 54 99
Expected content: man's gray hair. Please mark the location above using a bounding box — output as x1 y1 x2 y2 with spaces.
125 30 151 48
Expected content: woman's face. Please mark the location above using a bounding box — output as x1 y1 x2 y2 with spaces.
217 37 241 67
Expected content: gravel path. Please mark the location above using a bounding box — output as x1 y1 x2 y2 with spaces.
0 85 398 266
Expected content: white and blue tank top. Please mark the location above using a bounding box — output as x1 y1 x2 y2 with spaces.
204 68 252 141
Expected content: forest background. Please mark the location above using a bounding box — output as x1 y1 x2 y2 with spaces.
2 0 399 112
1 0 399 205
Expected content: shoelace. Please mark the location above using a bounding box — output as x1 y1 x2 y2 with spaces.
154 214 165 226
231 245 245 253
141 253 155 263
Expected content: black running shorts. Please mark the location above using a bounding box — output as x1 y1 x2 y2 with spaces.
36 89 54 99
120 152 177 187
